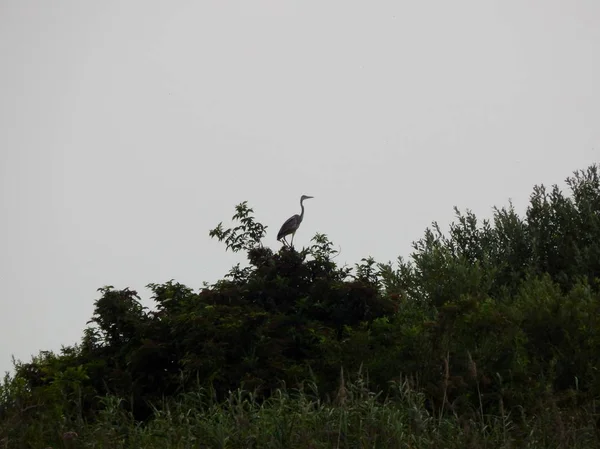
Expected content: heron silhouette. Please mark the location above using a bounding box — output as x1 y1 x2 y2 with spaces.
277 195 314 247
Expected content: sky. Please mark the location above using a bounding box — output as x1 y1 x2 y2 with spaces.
1 0 599 376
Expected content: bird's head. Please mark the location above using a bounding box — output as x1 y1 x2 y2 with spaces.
300 195 314 202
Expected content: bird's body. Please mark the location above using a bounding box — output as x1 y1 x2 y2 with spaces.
277 195 313 247
277 214 302 241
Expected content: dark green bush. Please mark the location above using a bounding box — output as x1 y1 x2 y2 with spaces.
3 164 600 447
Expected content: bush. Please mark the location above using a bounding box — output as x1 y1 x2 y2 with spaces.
3 164 600 447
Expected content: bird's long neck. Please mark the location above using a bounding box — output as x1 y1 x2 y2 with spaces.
299 198 305 221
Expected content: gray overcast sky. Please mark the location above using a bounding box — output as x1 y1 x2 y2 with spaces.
1 1 598 375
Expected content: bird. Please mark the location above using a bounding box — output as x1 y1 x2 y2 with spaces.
277 195 314 247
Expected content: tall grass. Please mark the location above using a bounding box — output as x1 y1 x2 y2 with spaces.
4 371 599 449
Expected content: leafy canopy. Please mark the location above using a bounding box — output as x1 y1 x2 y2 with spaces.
2 164 600 445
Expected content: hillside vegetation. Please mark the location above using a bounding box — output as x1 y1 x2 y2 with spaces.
2 165 600 448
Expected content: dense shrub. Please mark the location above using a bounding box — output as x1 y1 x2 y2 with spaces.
2 164 600 447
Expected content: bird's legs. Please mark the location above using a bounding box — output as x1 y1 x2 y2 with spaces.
280 233 297 249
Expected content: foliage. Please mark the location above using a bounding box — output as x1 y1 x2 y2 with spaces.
2 164 600 447
4 379 600 448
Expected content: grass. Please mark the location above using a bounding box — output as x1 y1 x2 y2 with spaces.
3 371 600 449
